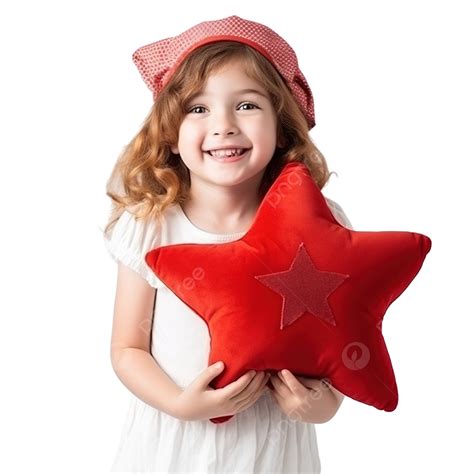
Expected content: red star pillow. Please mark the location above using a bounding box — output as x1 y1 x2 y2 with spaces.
145 162 432 424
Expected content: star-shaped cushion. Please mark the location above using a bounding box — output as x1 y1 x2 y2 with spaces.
145 162 432 424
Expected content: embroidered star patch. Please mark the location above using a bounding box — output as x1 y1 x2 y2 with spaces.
255 242 349 329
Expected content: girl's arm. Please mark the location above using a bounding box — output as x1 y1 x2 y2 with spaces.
110 263 270 423
110 263 183 418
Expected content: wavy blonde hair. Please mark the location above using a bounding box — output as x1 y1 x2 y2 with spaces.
103 41 336 238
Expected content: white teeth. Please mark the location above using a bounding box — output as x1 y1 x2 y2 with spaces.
208 148 245 158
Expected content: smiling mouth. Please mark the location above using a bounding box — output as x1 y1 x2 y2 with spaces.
205 148 250 158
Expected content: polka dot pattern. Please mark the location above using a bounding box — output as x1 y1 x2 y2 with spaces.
132 15 316 129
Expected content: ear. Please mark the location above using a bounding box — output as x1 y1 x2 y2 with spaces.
171 144 179 154
277 136 287 148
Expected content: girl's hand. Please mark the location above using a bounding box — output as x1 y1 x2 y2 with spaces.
269 369 336 423
175 361 271 422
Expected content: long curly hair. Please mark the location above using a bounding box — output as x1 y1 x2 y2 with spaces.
103 41 336 238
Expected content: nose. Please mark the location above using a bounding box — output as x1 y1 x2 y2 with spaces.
211 108 239 136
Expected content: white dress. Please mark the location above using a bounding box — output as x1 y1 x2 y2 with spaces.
104 196 353 473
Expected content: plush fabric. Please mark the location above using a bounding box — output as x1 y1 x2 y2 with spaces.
145 162 432 423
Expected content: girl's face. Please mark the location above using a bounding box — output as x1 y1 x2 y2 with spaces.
171 59 278 190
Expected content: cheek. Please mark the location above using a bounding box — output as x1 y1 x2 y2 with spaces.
251 120 277 149
257 131 277 154
173 128 197 154
178 121 202 143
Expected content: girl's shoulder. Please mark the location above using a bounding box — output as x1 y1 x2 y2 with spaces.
324 196 354 230
103 205 166 289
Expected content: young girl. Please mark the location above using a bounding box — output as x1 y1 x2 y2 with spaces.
103 15 353 473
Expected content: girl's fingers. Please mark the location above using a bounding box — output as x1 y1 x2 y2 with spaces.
235 373 271 411
277 370 307 397
258 373 271 393
219 370 258 399
228 371 265 403
271 373 291 397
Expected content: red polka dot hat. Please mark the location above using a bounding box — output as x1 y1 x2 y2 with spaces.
132 15 316 129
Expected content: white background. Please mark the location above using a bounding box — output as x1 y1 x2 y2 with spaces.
1 0 472 472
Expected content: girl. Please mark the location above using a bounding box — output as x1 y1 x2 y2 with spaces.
103 15 353 473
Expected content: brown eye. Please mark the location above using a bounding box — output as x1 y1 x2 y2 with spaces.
238 102 259 110
188 105 207 114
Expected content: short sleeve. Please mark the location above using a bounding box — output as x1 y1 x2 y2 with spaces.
103 209 164 289
324 196 354 230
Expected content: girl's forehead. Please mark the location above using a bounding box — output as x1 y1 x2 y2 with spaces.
204 61 247 79
183 57 270 103
190 81 268 102
199 62 264 89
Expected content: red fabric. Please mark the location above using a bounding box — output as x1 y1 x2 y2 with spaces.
132 15 316 129
145 162 432 423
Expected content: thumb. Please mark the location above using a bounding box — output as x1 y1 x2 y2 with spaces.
210 361 225 374
199 361 225 389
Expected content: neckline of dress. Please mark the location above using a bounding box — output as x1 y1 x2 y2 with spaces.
176 203 247 241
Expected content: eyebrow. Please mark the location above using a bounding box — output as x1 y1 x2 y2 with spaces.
234 88 268 98
190 88 269 100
